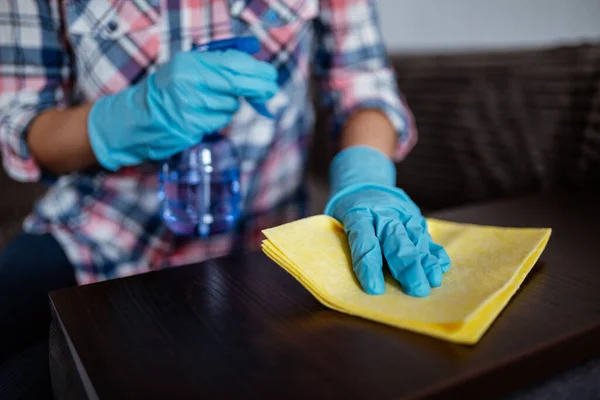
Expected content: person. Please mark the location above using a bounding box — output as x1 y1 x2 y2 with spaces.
0 0 450 366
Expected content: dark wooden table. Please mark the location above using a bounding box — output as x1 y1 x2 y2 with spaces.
49 193 600 399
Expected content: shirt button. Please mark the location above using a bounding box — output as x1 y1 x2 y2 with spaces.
107 20 118 32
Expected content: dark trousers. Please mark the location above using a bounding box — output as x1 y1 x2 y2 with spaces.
0 233 76 398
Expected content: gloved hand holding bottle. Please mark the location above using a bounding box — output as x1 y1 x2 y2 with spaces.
325 146 451 297
87 40 278 171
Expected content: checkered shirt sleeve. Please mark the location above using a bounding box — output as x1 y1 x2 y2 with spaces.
313 0 418 160
0 0 72 182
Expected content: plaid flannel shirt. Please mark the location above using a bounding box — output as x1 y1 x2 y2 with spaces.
0 0 416 284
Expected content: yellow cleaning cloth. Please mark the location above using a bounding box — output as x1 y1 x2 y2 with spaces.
262 215 551 345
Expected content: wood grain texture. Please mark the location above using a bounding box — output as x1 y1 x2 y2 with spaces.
50 192 600 399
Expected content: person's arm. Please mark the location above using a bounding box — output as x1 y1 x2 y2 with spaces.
312 0 417 162
0 0 80 182
339 109 397 158
2 2 277 179
314 0 451 297
27 104 99 175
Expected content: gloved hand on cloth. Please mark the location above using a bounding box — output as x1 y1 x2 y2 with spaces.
325 146 451 297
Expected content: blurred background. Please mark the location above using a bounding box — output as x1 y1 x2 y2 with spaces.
377 0 600 53
309 0 600 214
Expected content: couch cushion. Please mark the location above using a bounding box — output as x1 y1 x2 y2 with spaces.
390 44 600 209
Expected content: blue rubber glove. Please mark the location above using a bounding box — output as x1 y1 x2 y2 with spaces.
325 146 451 297
88 47 278 171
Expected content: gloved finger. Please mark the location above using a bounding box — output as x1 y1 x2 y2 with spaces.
343 210 385 295
204 50 278 80
405 214 443 288
420 218 451 274
168 83 242 114
193 91 240 113
148 95 234 134
202 73 278 101
376 211 430 297
146 132 197 157
182 111 235 135
428 239 452 273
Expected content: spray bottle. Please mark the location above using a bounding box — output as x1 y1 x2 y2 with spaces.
158 37 272 238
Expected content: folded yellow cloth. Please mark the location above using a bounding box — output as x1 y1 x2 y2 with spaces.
261 215 551 345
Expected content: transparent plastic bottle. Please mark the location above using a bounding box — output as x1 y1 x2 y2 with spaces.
159 134 242 238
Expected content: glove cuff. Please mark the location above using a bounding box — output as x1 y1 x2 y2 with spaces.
324 183 412 219
329 146 396 194
88 97 120 171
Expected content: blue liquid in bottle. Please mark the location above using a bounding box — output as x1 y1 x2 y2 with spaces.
159 134 241 238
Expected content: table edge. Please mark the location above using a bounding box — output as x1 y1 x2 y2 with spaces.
49 294 100 400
